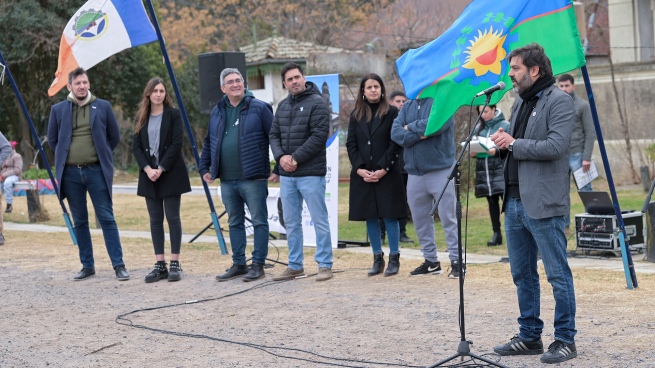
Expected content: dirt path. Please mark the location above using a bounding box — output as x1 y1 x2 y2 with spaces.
2 240 655 368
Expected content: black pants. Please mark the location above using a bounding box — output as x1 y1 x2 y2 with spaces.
145 195 182 255
486 194 502 233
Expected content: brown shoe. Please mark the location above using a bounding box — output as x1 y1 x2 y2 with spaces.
272 267 305 281
316 267 333 282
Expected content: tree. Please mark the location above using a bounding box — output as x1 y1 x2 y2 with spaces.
0 0 166 170
157 0 394 64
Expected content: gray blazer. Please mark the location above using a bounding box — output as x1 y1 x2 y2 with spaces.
505 84 574 219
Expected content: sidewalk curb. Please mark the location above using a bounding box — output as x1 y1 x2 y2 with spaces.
5 221 654 274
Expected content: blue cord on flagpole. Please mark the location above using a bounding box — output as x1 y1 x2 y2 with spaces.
0 49 77 245
580 65 637 289
143 0 227 255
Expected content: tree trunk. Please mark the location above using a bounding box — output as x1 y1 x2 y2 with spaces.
608 54 640 183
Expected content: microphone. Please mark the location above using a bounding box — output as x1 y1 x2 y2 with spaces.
474 82 506 97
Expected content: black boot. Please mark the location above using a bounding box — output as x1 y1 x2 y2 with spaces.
487 232 502 246
216 264 249 282
367 253 385 276
243 263 265 282
145 261 168 283
168 260 182 282
384 253 400 277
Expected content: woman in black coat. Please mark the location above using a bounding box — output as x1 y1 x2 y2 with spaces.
347 73 407 277
133 78 191 283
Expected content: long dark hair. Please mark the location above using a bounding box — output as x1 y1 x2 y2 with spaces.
353 73 390 122
134 77 174 134
476 104 496 134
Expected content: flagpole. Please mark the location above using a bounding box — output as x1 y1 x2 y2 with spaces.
580 65 637 289
143 0 227 254
0 50 77 245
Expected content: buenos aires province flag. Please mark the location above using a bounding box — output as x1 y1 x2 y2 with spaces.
396 0 585 136
48 0 157 96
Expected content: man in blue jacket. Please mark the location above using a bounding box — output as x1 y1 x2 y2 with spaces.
199 68 274 282
391 99 461 278
48 67 129 281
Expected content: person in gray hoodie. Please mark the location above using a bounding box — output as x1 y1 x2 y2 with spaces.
391 98 461 278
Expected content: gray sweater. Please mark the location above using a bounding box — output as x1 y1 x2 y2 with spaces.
0 132 11 167
390 98 455 176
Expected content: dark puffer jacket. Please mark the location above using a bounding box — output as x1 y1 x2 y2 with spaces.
198 91 274 180
474 111 510 198
269 81 329 177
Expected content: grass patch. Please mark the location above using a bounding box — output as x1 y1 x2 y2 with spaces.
5 176 647 257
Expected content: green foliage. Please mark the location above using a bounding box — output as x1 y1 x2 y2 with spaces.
22 167 51 180
0 0 167 171
646 143 655 163
0 0 78 141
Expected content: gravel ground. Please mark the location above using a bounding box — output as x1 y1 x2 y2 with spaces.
2 253 655 368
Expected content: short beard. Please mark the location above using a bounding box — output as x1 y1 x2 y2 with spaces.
512 73 533 94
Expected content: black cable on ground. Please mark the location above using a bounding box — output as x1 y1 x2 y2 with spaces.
115 273 425 368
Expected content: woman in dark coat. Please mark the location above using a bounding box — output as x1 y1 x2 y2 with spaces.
347 73 406 276
133 78 191 283
471 104 509 246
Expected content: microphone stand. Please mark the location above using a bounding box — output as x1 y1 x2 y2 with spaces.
427 94 508 368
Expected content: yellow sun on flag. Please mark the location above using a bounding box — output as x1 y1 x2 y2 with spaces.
462 26 507 77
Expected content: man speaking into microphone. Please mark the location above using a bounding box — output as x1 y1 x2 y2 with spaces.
490 43 577 364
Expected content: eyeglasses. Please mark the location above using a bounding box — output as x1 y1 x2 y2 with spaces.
224 78 243 86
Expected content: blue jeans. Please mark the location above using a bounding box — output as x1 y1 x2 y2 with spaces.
3 175 20 204
505 197 577 344
280 176 332 270
220 179 269 265
569 152 592 192
62 164 124 269
367 218 399 255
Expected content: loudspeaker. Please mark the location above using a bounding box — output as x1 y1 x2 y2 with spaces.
198 52 247 114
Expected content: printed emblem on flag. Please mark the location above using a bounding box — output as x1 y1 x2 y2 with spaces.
462 26 507 77
396 0 586 136
451 14 519 87
73 9 108 41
